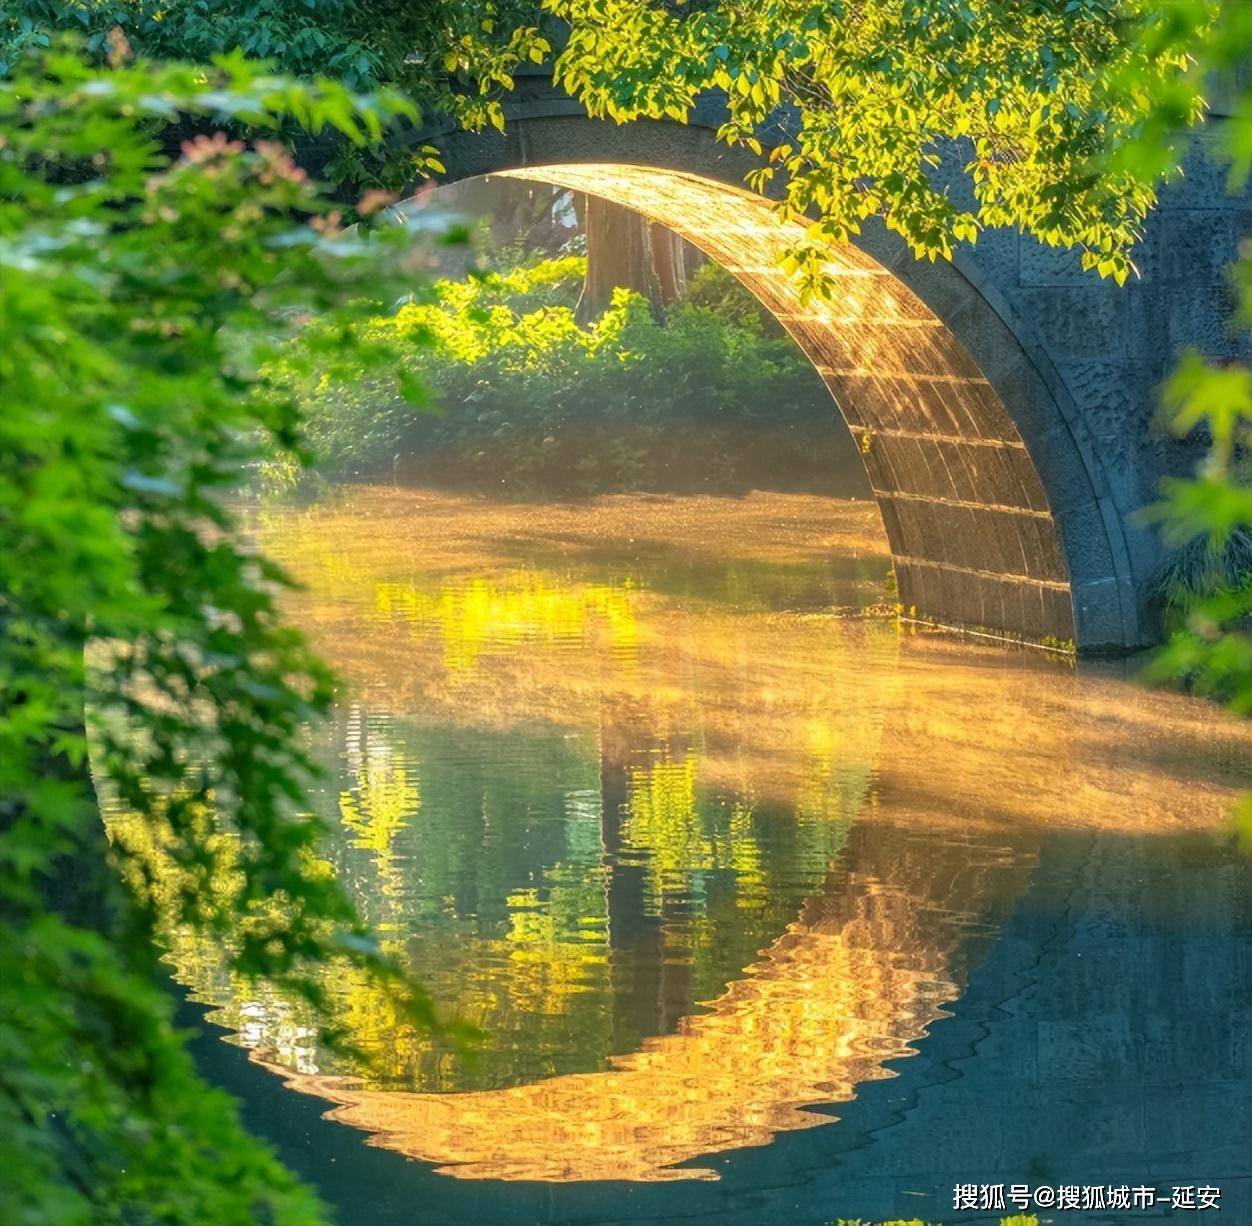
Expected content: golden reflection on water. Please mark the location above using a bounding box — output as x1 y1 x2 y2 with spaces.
270 877 975 1180
137 487 1249 1183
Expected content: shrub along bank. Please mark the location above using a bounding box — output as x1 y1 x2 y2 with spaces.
272 257 869 497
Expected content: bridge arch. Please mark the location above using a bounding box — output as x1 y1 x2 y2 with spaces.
410 110 1152 651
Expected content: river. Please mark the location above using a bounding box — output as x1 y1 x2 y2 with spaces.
128 485 1252 1224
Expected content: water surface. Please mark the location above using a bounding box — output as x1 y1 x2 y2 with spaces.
151 487 1252 1222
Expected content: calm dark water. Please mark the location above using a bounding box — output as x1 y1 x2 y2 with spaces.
144 487 1250 1224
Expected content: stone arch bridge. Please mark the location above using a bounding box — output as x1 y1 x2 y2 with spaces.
401 79 1250 653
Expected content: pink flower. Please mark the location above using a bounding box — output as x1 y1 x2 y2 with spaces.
179 132 244 164
310 210 344 235
356 189 398 216
253 140 309 185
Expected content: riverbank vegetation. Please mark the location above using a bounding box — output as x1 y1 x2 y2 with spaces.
269 255 868 497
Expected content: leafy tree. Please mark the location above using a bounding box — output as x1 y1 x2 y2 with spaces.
5 2 1207 286
1120 1 1252 845
0 42 462 1224
545 0 1200 288
0 0 548 187
2 0 398 85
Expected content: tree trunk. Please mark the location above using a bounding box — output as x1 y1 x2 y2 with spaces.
576 195 657 323
649 224 687 307
575 194 697 323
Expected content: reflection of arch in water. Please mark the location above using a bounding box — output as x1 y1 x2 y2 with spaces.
206 492 1252 1184
265 818 1038 1181
126 557 910 1094
256 642 1252 1182
466 165 1088 649
227 520 1252 1182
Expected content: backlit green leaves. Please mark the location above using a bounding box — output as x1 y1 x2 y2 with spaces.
1136 4 1252 848
1 45 444 1225
545 0 1198 275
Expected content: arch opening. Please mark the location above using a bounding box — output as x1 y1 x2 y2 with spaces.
484 164 1078 647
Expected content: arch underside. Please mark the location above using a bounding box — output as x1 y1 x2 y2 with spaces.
497 165 1076 645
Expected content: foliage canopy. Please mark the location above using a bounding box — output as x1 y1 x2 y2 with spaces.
548 0 1203 287
5 0 1225 286
0 45 461 1224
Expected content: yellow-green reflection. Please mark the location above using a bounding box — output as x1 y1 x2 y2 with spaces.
375 575 639 673
339 709 419 909
109 486 1252 1183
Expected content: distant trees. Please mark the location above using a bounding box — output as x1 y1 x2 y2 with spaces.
267 254 864 496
